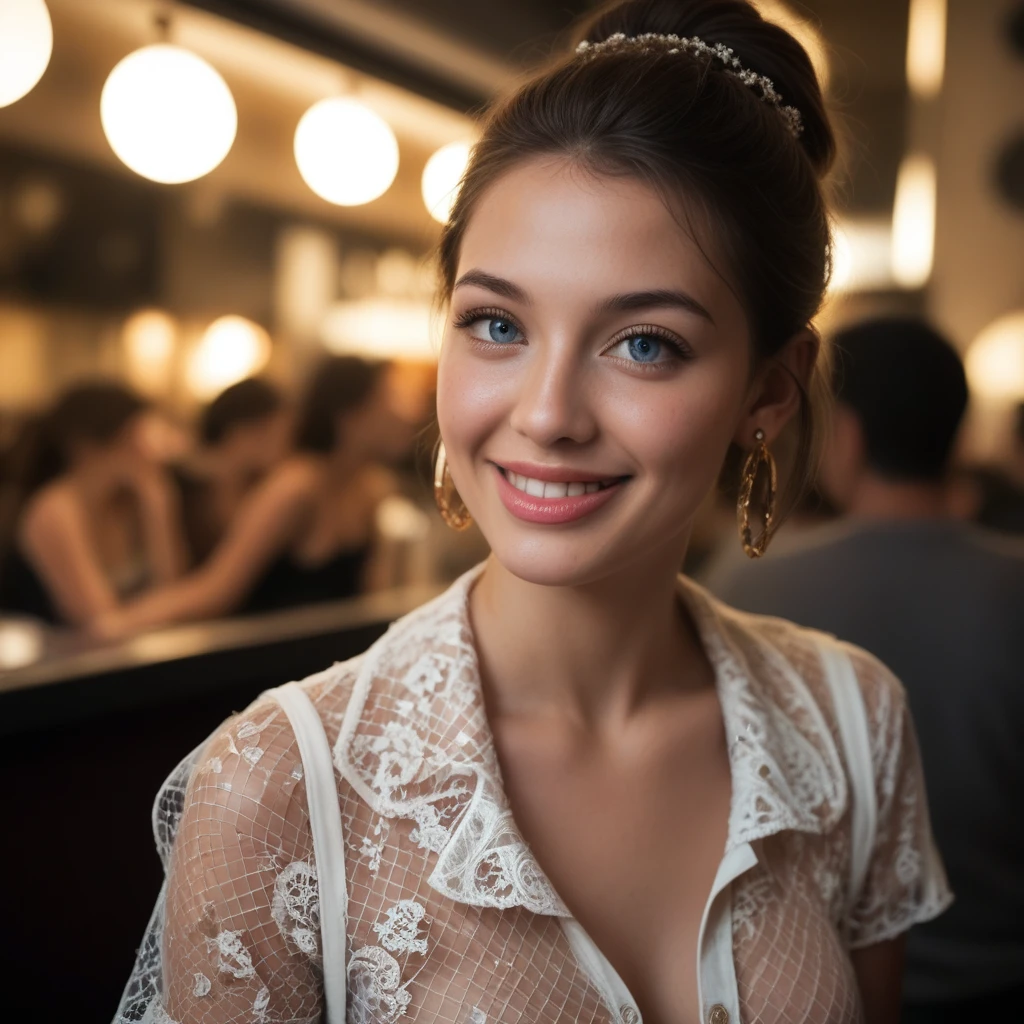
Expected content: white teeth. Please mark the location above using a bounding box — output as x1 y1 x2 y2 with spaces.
503 470 618 497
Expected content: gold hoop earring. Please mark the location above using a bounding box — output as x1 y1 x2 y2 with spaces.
737 428 777 559
433 441 472 531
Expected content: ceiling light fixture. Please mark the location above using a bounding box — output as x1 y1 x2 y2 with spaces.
101 44 237 184
294 97 399 206
0 0 53 108
421 141 472 223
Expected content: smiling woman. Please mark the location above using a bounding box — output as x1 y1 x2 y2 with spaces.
115 3 950 1024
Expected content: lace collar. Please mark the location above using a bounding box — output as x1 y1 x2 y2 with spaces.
334 564 847 917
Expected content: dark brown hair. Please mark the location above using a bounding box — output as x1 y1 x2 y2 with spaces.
294 356 387 454
0 381 147 562
438 0 837 516
201 377 284 446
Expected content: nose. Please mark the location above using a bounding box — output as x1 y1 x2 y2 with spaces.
508 340 597 448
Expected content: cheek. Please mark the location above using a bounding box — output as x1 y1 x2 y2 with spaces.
615 362 748 487
436 338 508 466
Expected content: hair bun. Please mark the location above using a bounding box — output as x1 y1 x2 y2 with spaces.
574 0 835 176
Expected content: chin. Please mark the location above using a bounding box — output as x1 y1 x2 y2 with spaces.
483 528 632 590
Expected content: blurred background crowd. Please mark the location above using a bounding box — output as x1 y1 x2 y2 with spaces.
0 0 1020 657
0 0 1022 1021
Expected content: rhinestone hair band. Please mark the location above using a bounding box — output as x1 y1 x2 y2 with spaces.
575 32 804 138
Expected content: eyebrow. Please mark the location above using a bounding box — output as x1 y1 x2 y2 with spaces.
454 271 715 326
454 270 529 304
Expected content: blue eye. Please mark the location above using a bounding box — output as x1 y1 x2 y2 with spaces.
607 332 678 364
485 318 521 344
462 314 523 345
626 335 661 362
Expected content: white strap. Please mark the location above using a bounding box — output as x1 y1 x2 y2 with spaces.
818 640 877 935
274 682 348 1024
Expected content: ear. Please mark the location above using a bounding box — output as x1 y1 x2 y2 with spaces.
733 328 819 447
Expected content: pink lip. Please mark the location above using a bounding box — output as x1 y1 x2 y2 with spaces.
495 460 619 484
493 465 625 525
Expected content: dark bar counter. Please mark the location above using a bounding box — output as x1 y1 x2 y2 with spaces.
0 586 441 1021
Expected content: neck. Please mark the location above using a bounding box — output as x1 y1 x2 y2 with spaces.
469 544 705 730
847 474 949 521
67 461 121 510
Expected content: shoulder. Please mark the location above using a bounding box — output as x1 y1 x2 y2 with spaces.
235 457 321 522
705 588 908 749
705 521 863 608
174 657 364 842
957 522 1024 572
20 480 81 539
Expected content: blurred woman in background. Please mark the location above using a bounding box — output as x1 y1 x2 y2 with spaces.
175 377 291 566
95 356 413 634
0 381 186 626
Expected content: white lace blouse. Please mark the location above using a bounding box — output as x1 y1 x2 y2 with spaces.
115 566 951 1024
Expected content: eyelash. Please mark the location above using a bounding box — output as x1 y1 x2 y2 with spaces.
452 306 520 336
606 323 694 365
453 307 694 365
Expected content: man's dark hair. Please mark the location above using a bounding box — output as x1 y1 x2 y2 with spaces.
201 378 283 447
832 317 968 482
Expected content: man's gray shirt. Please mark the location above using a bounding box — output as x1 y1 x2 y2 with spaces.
707 519 1024 1001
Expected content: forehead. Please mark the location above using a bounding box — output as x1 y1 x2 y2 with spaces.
456 156 735 315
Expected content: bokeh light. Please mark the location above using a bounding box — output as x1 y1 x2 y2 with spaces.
122 309 178 396
186 316 272 399
294 98 399 206
421 141 471 223
0 0 53 108
966 312 1024 400
101 44 237 184
892 154 936 289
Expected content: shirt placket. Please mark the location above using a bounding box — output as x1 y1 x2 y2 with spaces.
697 842 759 1024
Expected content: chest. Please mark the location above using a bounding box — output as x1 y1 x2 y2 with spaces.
337 792 862 1024
490 700 731 1024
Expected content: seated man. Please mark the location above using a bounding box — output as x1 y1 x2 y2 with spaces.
710 317 1024 1023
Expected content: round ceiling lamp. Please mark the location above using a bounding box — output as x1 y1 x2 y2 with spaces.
294 97 399 206
186 315 272 400
101 44 237 184
0 0 53 108
422 141 471 224
965 311 1024 400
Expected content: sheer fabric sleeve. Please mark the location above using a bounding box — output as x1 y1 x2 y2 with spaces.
114 685 331 1024
842 646 954 949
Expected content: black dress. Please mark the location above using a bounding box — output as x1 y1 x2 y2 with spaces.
240 545 371 614
0 545 60 624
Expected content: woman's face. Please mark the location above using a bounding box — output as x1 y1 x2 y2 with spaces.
437 156 771 588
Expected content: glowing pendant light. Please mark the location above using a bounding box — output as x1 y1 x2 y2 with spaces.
421 141 471 223
186 316 271 399
0 0 53 108
101 44 237 184
966 312 1024 401
294 97 399 206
